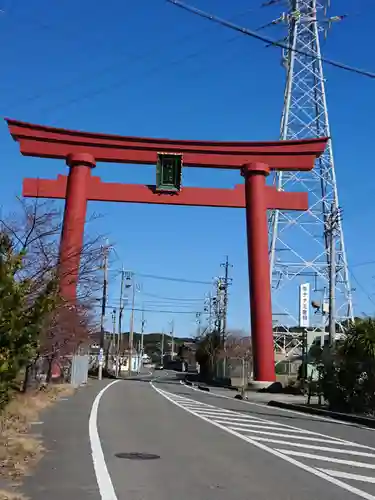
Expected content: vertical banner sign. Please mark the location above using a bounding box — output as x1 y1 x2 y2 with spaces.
299 283 310 328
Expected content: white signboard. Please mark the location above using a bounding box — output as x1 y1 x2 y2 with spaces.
98 348 104 366
299 283 310 328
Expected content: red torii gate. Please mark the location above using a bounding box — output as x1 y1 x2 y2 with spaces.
6 118 327 385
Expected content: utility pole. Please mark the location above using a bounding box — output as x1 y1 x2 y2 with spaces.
111 308 116 375
218 256 233 378
128 273 136 377
140 306 146 372
214 279 223 377
98 244 109 381
204 292 213 334
220 255 233 342
328 203 340 348
160 329 165 365
214 279 222 339
170 319 175 359
112 308 117 343
196 312 202 337
118 268 125 354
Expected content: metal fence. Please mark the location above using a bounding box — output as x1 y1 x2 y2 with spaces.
70 354 89 387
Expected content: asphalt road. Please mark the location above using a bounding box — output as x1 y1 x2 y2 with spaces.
22 371 375 500
94 371 375 500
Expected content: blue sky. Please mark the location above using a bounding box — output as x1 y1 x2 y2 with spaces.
1 0 374 337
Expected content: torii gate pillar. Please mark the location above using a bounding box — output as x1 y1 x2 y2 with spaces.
59 153 95 302
242 162 274 383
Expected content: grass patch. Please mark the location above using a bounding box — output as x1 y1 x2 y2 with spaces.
0 489 28 500
0 384 75 498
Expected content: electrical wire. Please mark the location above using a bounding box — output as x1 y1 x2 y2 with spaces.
348 267 375 308
351 260 375 269
111 268 212 285
142 301 203 308
5 3 266 114
167 0 375 79
97 305 205 314
133 272 212 285
141 291 204 301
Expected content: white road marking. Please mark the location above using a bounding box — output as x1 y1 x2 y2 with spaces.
225 422 319 432
276 449 375 469
251 439 375 457
321 469 375 484
89 380 120 500
153 383 375 500
205 415 270 423
229 426 344 442
179 380 370 429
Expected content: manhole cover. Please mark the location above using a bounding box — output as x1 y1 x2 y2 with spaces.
115 452 160 460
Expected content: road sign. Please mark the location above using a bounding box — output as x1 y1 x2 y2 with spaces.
98 348 104 366
299 283 310 328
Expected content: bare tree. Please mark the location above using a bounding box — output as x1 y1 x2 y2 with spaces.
0 198 105 302
40 302 98 382
0 198 106 389
195 328 222 379
219 331 252 390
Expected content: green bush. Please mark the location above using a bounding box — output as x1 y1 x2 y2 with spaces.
0 233 57 407
321 318 375 414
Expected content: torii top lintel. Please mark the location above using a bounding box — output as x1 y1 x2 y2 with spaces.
6 119 328 170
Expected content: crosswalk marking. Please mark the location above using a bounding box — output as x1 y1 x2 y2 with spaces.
252 439 375 457
229 426 350 443
276 449 375 469
152 384 375 500
197 414 262 423
320 469 375 484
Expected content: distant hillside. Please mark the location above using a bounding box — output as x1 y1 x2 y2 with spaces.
91 331 195 360
123 332 195 361
120 332 195 344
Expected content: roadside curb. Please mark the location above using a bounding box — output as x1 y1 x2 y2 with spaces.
268 400 375 428
197 384 210 392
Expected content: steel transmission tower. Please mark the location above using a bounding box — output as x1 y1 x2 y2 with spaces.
268 0 354 358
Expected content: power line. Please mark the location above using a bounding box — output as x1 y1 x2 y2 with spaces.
131 272 213 285
99 305 205 314
5 3 266 114
141 291 204 301
351 260 375 269
167 0 375 79
348 267 375 308
142 301 203 308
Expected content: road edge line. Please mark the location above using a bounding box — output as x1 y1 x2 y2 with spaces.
89 379 121 500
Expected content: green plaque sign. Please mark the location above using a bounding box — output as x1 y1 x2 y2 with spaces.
156 153 182 193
